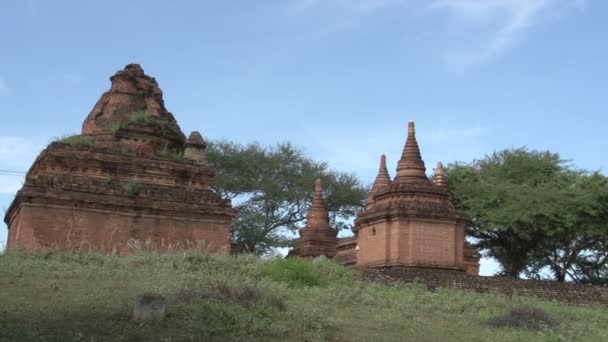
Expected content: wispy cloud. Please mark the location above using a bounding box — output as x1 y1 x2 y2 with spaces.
288 0 583 68
432 0 561 68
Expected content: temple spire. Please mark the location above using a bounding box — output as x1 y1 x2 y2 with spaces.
306 177 331 228
371 154 391 191
433 161 448 188
290 177 338 258
312 177 326 208
395 121 428 182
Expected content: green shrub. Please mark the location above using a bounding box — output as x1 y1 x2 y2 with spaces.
106 121 123 134
123 181 140 198
263 257 322 287
129 111 169 131
311 257 356 287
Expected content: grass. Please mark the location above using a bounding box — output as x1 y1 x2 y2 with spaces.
122 181 140 198
106 121 123 134
56 134 96 146
128 111 169 130
103 111 171 136
0 251 607 342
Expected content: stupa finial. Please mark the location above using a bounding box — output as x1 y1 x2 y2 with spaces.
395 120 428 182
434 161 448 188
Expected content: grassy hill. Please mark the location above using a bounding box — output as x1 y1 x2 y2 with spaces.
0 250 606 342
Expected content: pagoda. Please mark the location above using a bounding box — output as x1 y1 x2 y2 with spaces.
337 121 480 274
4 64 235 253
290 178 338 259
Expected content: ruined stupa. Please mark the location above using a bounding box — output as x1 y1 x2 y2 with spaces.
335 121 480 274
290 178 338 259
4 64 235 253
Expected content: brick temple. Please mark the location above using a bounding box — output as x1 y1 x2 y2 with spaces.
289 178 338 259
293 121 480 275
4 64 235 253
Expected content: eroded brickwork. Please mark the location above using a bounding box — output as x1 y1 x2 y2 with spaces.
4 64 235 253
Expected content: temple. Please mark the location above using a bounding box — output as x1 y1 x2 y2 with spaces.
4 64 235 253
293 121 480 275
290 178 338 259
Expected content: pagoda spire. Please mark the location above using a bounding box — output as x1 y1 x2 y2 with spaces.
290 177 338 258
395 121 428 182
306 177 331 228
371 154 391 191
433 161 448 188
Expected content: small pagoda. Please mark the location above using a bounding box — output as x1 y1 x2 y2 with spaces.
337 121 480 274
4 64 235 253
290 178 338 259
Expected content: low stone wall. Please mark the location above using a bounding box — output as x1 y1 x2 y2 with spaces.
358 266 608 306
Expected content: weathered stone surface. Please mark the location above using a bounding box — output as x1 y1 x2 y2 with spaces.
4 64 235 253
336 121 480 274
290 178 338 259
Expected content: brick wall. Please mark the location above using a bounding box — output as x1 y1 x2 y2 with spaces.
9 203 230 253
359 266 608 306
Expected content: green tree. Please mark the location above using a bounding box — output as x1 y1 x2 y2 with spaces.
446 148 574 278
207 140 367 255
447 148 608 281
530 172 608 282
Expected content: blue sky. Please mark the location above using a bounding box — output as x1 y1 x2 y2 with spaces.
0 0 606 275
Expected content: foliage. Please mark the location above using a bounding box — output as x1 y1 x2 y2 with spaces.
129 110 169 131
105 121 123 134
446 147 608 281
1 250 607 341
123 181 140 198
56 134 96 146
207 140 367 255
262 257 322 287
102 111 170 135
529 172 608 282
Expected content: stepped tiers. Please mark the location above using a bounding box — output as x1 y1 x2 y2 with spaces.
335 121 480 274
290 178 338 259
4 64 235 253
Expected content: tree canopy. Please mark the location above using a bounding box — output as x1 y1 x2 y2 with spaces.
446 147 608 281
207 140 367 255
